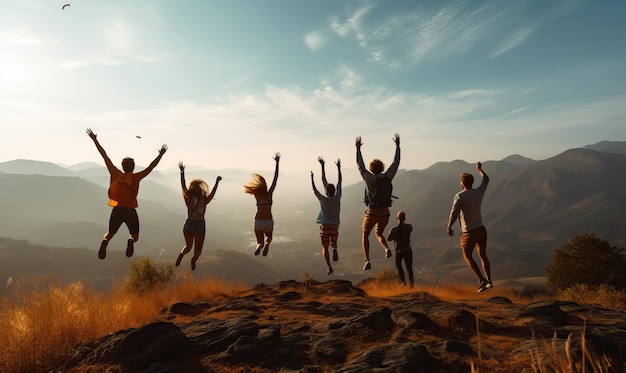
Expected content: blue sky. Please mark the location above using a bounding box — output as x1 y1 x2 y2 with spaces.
1 0 625 173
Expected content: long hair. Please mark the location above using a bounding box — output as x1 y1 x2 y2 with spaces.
243 173 267 195
185 179 208 199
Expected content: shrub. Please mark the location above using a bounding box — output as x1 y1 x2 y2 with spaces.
546 234 626 291
125 258 174 293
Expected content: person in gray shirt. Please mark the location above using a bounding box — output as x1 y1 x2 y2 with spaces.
447 162 492 293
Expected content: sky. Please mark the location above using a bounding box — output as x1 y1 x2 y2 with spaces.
1 0 625 173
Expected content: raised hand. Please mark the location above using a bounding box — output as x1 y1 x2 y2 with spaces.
86 128 97 140
355 136 363 147
335 159 341 168
159 144 168 155
216 176 222 182
393 133 400 147
178 161 185 172
273 152 281 162
317 156 325 166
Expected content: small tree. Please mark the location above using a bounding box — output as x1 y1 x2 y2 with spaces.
126 258 174 293
547 234 626 291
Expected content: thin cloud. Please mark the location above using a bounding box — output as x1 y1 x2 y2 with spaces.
1 29 50 46
304 31 325 51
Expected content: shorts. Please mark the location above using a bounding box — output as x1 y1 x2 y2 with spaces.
183 219 206 236
319 224 339 248
460 226 488 251
254 219 274 233
109 207 139 235
362 208 390 235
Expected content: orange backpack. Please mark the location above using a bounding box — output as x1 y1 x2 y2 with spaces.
108 172 133 207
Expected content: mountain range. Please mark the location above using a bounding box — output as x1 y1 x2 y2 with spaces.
1 140 625 288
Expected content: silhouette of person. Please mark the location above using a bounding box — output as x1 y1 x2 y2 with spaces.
175 162 221 270
86 128 167 259
447 162 493 293
356 133 401 270
244 153 280 257
311 157 342 275
387 211 414 288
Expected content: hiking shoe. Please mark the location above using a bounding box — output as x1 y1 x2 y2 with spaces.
175 253 184 267
126 239 134 257
385 248 392 258
332 248 339 262
98 240 108 260
363 260 371 270
477 280 490 293
327 266 333 275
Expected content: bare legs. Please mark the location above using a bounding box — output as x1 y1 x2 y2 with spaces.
254 230 272 256
176 234 205 270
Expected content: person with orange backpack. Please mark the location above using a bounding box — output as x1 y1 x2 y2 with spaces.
87 128 167 259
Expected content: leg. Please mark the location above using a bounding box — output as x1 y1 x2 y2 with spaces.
125 209 140 257
176 234 194 266
475 228 491 282
461 232 486 283
405 250 415 287
100 210 124 259
374 213 391 257
263 231 273 256
254 229 265 255
395 251 406 285
191 235 205 271
362 212 375 261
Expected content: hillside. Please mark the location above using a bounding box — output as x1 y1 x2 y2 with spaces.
1 141 625 287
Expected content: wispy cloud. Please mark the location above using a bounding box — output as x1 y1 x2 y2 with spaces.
1 29 50 46
304 31 325 51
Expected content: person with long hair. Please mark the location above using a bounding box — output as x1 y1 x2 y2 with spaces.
175 162 221 270
387 211 414 287
244 152 280 256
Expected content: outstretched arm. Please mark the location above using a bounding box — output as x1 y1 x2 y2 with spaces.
86 128 116 173
178 162 187 195
318 156 328 188
311 171 323 198
207 176 222 203
355 136 370 177
268 152 280 194
476 162 489 182
385 133 401 179
137 144 168 178
336 159 342 185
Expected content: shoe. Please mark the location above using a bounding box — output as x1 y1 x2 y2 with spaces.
175 253 184 267
126 239 134 257
485 280 493 289
363 260 371 270
327 266 333 275
98 240 108 260
477 280 490 293
385 249 392 258
332 249 338 262
254 247 261 256
262 246 269 257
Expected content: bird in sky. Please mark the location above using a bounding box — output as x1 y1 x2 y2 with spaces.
62 4 70 10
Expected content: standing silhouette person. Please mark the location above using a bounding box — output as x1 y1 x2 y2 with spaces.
387 211 414 287
175 162 221 270
86 128 167 259
244 153 280 256
356 133 401 270
311 157 342 275
447 162 493 293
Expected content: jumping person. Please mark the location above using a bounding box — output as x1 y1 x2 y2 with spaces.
244 152 280 256
447 162 493 293
356 133 401 270
86 128 167 259
311 157 342 275
175 162 221 270
387 211 414 288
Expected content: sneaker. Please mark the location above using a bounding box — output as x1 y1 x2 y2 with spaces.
262 245 269 257
327 266 333 275
363 260 371 270
98 240 108 260
477 280 490 293
332 249 339 262
126 239 134 257
485 280 493 289
385 249 392 258
254 247 261 256
175 253 184 267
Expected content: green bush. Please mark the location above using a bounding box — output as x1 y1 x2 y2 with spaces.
125 258 174 293
546 234 626 291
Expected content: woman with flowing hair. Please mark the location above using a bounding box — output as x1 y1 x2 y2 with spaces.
244 152 280 256
176 162 221 270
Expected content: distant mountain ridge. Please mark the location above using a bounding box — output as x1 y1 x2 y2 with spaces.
1 141 625 286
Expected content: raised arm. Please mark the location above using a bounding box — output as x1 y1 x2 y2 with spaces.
86 128 116 173
178 162 187 195
336 159 342 186
476 162 489 182
137 144 168 178
355 136 370 177
206 176 222 203
318 156 328 188
383 133 401 179
268 152 280 194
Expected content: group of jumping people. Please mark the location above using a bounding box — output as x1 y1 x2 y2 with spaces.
87 129 493 293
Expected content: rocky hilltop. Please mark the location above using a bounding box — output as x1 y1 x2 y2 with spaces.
62 280 626 373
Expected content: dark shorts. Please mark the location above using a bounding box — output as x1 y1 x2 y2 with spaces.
109 207 139 235
362 208 390 235
183 220 206 236
319 224 338 247
460 226 488 251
